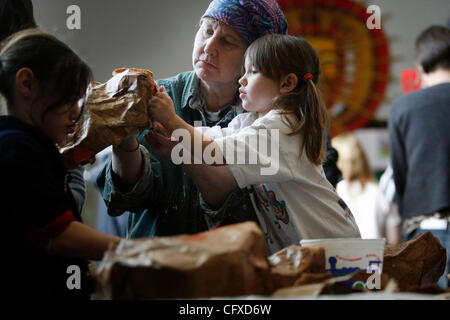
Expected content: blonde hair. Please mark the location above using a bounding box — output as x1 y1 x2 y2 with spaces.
332 133 374 189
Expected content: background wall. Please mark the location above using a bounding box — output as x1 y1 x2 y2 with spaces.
33 0 211 82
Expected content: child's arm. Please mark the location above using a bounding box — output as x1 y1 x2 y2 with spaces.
50 221 120 260
183 163 238 210
149 89 238 208
149 86 224 164
144 123 239 209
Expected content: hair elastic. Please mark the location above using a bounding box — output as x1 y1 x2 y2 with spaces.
303 73 313 82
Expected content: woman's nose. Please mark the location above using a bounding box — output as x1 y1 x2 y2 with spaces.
204 35 218 56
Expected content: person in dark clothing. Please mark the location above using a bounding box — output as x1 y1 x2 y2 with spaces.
389 25 450 289
0 29 120 298
323 131 342 188
0 0 37 42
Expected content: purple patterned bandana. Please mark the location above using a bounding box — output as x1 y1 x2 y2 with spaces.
202 0 288 44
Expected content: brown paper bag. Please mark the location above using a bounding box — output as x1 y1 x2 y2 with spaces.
95 222 273 299
383 231 446 290
60 68 156 169
268 245 325 290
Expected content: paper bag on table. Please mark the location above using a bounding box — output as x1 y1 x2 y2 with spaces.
268 245 326 290
95 222 273 299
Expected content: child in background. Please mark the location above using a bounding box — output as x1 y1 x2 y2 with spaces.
0 29 120 298
332 133 401 244
149 34 360 254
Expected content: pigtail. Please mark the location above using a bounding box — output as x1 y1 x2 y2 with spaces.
278 76 329 165
301 78 329 165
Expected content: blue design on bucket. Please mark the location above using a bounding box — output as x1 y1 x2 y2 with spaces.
327 256 382 287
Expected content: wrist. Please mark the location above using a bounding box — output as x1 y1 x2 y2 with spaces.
115 136 139 153
165 115 184 134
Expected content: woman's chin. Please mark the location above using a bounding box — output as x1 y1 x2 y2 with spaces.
195 68 220 83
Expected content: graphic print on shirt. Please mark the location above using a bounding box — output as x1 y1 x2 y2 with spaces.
256 185 290 225
249 185 301 254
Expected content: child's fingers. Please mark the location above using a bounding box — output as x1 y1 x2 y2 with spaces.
154 122 171 138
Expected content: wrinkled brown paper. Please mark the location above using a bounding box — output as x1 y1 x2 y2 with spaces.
59 68 156 169
268 245 325 291
383 231 447 290
95 222 273 299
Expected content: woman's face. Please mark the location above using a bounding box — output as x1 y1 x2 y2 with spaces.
192 19 248 87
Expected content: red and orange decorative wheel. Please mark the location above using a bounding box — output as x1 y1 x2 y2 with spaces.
279 0 391 137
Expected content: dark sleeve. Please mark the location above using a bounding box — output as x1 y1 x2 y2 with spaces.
1 136 75 248
94 145 158 216
67 165 86 214
322 131 342 188
388 105 407 202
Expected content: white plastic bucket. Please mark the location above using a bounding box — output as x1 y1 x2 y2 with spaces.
300 238 386 277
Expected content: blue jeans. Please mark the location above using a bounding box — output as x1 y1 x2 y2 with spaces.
406 227 449 289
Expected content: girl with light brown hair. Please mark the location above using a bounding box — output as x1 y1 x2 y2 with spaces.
332 133 401 243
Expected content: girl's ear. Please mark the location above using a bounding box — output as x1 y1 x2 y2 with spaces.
280 73 298 93
15 68 35 99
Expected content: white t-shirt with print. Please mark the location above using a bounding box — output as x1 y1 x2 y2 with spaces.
198 109 361 254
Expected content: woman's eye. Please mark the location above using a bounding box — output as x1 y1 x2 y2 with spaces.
203 28 214 36
224 39 236 46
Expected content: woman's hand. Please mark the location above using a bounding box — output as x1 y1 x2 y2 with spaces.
149 86 177 128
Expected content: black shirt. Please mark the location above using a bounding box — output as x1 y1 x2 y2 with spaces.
388 82 450 219
0 116 91 299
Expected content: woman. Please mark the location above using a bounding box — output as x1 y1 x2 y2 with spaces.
96 0 289 238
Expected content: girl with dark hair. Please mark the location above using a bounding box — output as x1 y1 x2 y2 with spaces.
0 0 87 215
149 34 360 254
0 29 120 298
